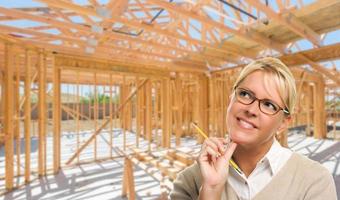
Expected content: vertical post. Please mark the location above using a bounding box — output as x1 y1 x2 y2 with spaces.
136 77 141 148
94 73 97 160
210 77 216 136
53 55 61 174
174 74 183 146
126 84 132 132
121 77 127 150
306 84 312 136
192 82 199 131
152 82 158 148
88 84 91 123
14 54 21 181
109 74 113 158
24 50 31 183
38 51 46 176
222 73 228 135
198 75 209 143
121 157 135 200
76 71 80 163
154 82 160 148
145 80 152 151
313 76 326 139
161 78 171 148
4 43 14 190
140 81 145 141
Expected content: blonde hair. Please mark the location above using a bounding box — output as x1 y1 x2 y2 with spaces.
232 57 297 115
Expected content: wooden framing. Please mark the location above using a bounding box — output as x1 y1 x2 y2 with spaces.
109 74 113 158
14 54 20 181
65 79 149 165
313 76 327 139
247 0 321 46
94 73 98 160
122 157 135 200
174 74 183 146
136 77 141 148
197 75 209 143
0 0 339 196
0 1 338 71
161 78 171 148
24 50 31 182
4 43 14 190
53 54 61 173
38 51 46 176
145 80 152 151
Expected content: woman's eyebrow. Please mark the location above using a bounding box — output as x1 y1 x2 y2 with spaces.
239 87 256 96
240 87 278 103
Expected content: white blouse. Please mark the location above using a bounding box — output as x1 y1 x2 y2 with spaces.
228 139 292 200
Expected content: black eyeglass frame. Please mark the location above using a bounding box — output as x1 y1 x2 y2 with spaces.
234 87 290 116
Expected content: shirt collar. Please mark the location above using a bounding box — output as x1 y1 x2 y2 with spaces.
258 139 283 175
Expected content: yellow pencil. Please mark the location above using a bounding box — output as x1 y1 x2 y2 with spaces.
191 122 242 174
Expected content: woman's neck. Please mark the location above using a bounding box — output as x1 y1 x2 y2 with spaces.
232 139 274 177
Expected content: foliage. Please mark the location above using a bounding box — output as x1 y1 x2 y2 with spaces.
80 93 119 104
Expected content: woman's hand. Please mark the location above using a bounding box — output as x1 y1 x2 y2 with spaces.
197 137 237 199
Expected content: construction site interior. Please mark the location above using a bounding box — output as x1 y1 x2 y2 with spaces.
0 0 339 199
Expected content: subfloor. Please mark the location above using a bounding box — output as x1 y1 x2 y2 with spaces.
0 128 339 200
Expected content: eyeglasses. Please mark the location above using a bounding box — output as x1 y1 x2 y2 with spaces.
234 87 290 115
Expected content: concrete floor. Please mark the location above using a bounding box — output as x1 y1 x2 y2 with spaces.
0 129 339 200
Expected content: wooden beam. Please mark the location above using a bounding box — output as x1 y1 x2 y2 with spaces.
34 0 247 57
198 74 209 143
147 0 286 53
121 78 127 150
0 33 206 73
161 78 171 148
38 51 46 176
109 16 252 57
121 157 136 200
109 74 113 158
0 7 207 70
136 77 141 148
94 73 98 160
4 43 14 190
14 54 21 182
0 7 199 63
145 80 152 151
174 74 183 146
55 54 189 76
212 43 340 74
0 24 202 65
52 55 61 174
313 77 327 139
306 84 312 136
298 54 340 85
246 0 321 46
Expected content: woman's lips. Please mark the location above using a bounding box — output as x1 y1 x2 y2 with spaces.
236 117 257 129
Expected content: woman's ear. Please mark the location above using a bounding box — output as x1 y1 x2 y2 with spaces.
277 116 291 134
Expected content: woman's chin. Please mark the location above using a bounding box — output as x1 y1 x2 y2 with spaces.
230 133 252 145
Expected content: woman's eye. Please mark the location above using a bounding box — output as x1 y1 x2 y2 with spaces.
263 101 278 111
239 90 251 98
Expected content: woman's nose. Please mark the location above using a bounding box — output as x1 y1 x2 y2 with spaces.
244 100 260 117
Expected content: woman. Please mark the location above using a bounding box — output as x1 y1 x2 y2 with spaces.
170 57 337 200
